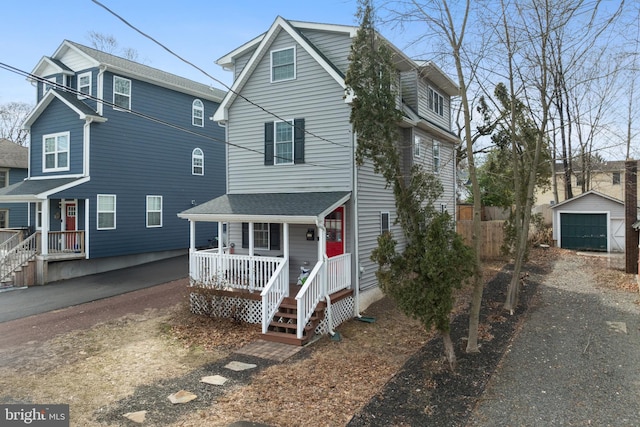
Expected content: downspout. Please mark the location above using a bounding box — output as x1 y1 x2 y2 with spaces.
97 66 106 116
352 129 365 319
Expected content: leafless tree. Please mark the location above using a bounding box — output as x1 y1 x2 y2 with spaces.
0 102 32 146
87 31 139 61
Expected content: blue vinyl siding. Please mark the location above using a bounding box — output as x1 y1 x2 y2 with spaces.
53 72 225 258
29 99 85 176
0 167 29 228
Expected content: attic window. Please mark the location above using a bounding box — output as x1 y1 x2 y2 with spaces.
271 47 296 82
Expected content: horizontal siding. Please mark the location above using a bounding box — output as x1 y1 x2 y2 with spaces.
400 71 418 111
234 48 257 80
556 194 624 217
29 99 85 177
227 29 352 194
299 29 352 74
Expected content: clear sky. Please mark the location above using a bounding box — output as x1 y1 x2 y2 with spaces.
0 0 370 105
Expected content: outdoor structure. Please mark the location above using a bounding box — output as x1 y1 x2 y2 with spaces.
551 190 625 252
0 139 28 229
0 40 226 287
178 17 460 345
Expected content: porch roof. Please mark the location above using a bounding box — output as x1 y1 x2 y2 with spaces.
0 177 88 202
178 191 351 224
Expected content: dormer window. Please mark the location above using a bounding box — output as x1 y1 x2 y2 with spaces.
192 99 204 127
428 87 444 116
271 47 296 82
113 75 131 110
78 72 92 98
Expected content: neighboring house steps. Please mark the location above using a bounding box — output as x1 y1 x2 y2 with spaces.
0 233 38 289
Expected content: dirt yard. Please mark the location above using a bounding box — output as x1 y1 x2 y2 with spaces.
0 248 634 426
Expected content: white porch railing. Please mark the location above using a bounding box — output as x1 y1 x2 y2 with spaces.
295 253 351 340
46 231 85 254
0 233 37 283
190 250 283 292
260 259 289 334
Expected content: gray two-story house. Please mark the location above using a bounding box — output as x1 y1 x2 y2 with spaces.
0 40 226 286
178 17 459 345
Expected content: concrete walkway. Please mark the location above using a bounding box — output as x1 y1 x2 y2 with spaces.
0 254 188 323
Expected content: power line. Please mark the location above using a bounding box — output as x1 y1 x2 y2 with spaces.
0 62 344 170
90 0 350 149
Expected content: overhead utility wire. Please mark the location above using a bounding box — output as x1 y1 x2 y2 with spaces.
90 0 350 149
0 62 343 170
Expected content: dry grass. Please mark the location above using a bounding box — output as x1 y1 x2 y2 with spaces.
0 258 510 427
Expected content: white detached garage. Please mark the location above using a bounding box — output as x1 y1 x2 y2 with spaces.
551 190 625 252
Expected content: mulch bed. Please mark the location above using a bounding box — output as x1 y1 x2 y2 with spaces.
347 251 553 426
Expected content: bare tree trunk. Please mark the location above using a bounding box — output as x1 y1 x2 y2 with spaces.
441 330 457 371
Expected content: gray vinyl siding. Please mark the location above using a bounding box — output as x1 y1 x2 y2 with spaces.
29 99 85 177
555 194 624 216
413 128 457 210
234 49 257 80
356 159 401 290
400 70 418 112
418 79 452 131
227 30 352 194
299 29 352 74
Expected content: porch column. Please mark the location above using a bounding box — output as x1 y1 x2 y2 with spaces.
41 200 49 256
248 222 254 290
189 221 196 252
283 223 289 260
248 222 254 256
218 221 224 255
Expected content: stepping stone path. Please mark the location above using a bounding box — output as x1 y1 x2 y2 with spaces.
201 375 229 385
224 361 257 372
123 410 147 424
168 390 198 404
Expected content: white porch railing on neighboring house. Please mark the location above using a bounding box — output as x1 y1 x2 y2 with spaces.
190 250 283 292
260 259 290 334
295 253 351 340
0 233 38 284
0 230 22 256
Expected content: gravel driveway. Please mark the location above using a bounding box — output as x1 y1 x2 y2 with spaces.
469 251 640 426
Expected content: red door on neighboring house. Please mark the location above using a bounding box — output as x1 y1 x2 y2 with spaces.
65 203 77 250
325 206 344 258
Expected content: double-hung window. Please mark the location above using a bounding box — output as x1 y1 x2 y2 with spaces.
192 99 204 127
0 210 7 228
613 172 621 185
432 140 440 173
242 223 281 250
113 76 131 110
43 132 70 172
97 194 116 230
275 121 294 164
0 169 7 188
146 195 162 228
78 72 91 98
271 47 296 82
381 212 390 235
414 136 422 158
192 148 204 175
428 87 444 116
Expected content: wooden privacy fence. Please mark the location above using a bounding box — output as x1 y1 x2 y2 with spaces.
456 220 506 260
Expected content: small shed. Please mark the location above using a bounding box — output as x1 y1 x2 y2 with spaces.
551 190 625 252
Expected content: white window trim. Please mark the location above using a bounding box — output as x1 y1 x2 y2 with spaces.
414 136 422 158
42 76 56 95
381 211 390 235
0 169 8 188
254 222 270 250
270 46 296 83
441 203 448 213
36 202 42 230
274 120 294 165
146 195 163 228
113 75 131 110
97 194 116 230
77 71 92 99
192 148 204 175
432 140 441 174
0 209 8 228
192 99 204 127
42 131 70 173
428 87 444 117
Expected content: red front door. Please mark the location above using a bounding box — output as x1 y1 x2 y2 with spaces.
65 203 77 250
325 206 344 258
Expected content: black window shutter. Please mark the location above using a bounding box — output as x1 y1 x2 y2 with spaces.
294 118 305 164
269 223 280 250
264 122 274 165
241 223 248 248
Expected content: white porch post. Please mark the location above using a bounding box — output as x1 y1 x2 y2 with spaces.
283 223 289 296
248 222 254 256
189 220 196 252
41 200 49 256
218 221 224 255
248 222 254 290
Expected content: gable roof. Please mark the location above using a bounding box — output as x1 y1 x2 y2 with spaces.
31 40 226 102
0 177 89 202
213 17 350 122
22 89 107 128
0 139 28 169
550 189 624 209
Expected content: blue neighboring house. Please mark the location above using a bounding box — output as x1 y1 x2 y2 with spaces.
0 139 28 229
0 40 226 285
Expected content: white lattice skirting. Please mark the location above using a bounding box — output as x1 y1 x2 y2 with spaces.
190 292 356 337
